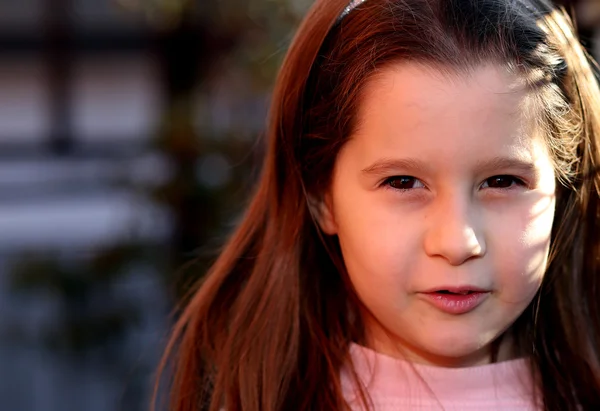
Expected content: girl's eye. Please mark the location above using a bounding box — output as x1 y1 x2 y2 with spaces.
481 175 525 189
383 176 425 190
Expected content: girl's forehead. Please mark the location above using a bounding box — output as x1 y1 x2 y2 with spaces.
357 63 538 135
348 62 550 170
362 62 528 114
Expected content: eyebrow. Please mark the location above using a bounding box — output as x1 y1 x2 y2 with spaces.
473 156 537 175
360 156 538 177
361 157 430 176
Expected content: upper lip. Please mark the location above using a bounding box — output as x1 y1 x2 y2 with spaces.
420 285 490 294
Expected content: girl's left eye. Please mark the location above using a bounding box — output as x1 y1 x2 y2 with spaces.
382 176 425 190
481 175 525 189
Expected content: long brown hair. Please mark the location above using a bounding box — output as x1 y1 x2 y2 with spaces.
154 0 600 410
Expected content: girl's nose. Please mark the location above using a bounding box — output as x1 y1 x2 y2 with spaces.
423 198 486 266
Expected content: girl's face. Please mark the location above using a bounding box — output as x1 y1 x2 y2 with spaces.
318 63 556 367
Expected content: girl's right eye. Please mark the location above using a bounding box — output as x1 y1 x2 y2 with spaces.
382 176 425 190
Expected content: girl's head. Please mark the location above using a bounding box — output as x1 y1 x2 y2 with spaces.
159 0 600 410
318 62 558 367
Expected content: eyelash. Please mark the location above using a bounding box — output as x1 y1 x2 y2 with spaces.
381 175 527 191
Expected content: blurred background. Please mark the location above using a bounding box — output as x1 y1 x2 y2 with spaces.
0 1 597 411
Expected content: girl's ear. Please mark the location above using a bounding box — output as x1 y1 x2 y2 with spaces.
308 193 338 235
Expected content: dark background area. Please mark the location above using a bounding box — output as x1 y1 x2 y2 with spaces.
0 1 597 410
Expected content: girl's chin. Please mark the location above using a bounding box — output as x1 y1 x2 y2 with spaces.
367 329 512 368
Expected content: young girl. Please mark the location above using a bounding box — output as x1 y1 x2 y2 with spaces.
156 0 600 409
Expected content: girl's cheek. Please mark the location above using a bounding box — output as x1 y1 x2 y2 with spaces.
515 192 556 256
491 197 554 295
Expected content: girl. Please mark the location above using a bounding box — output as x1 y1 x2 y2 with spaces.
155 0 600 410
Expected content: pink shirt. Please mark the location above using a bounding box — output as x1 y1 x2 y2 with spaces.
341 343 540 410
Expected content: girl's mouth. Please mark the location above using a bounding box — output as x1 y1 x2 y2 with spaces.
419 288 491 314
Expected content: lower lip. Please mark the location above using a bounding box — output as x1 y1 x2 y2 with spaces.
418 292 490 314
